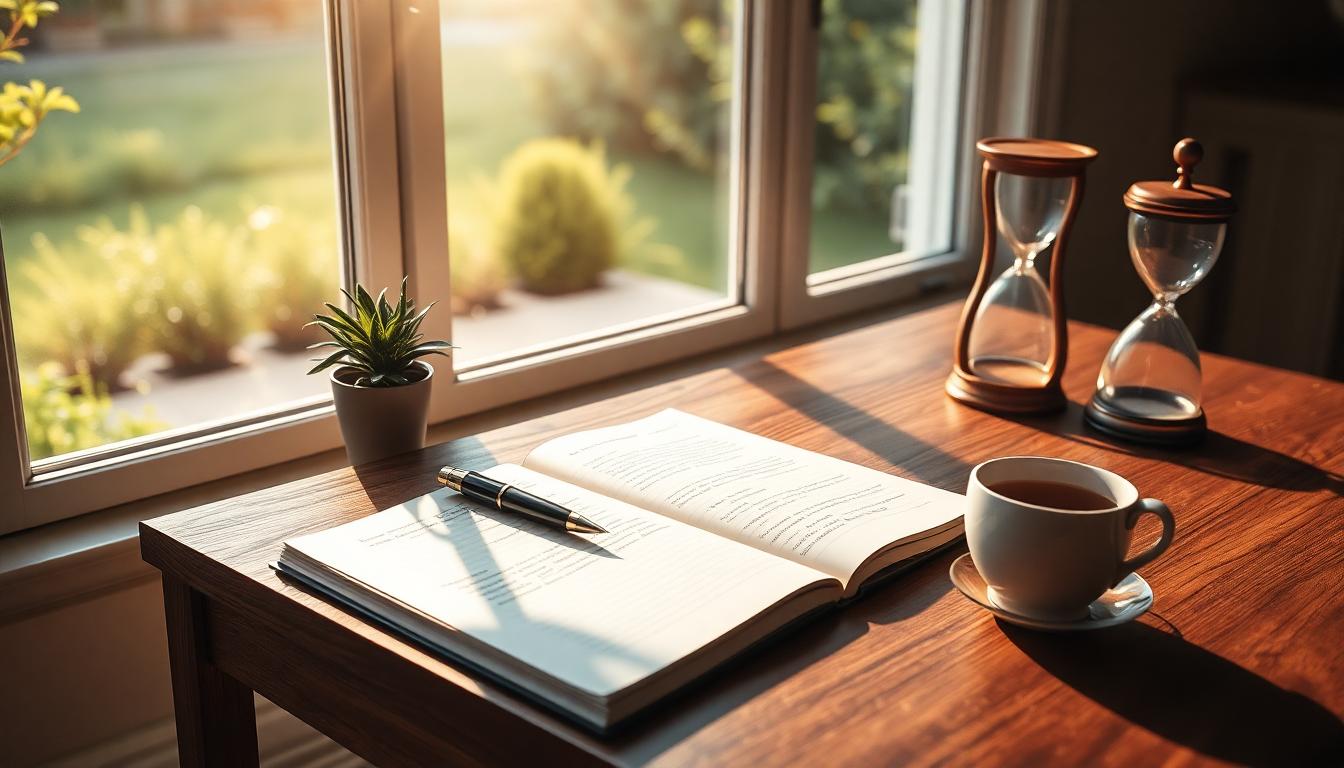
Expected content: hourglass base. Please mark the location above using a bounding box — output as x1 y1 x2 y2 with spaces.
945 368 1066 414
1084 392 1206 446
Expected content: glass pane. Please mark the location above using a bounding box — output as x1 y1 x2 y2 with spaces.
808 0 924 275
3 3 342 463
440 1 740 368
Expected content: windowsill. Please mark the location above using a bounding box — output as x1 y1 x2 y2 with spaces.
0 291 957 623
96 269 722 433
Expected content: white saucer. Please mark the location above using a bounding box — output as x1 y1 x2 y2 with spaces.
949 552 1153 631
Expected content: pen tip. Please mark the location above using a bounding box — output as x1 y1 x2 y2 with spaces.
567 513 607 535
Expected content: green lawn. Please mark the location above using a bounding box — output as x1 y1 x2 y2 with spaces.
1 39 340 293
2 32 889 300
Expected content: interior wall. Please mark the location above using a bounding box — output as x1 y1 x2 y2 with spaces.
0 580 172 765
1047 0 1344 357
1 579 355 766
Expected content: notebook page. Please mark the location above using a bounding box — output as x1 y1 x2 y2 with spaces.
283 463 832 698
523 409 964 584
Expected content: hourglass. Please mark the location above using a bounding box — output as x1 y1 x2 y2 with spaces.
947 138 1097 413
1085 138 1234 444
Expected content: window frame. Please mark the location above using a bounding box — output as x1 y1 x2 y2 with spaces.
0 0 1047 535
393 0 780 427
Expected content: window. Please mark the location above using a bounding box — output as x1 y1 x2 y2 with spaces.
2 4 344 458
777 0 967 329
809 0 923 275
434 1 743 371
0 0 1013 534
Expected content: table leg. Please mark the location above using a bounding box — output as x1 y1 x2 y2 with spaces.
162 576 260 768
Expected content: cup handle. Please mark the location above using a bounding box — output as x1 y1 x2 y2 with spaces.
1116 498 1175 584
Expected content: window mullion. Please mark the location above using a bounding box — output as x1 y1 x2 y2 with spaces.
0 249 31 531
337 0 407 295
740 0 788 330
775 0 822 329
776 0 983 330
385 0 455 422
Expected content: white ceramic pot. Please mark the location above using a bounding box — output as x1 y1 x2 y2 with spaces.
329 361 433 465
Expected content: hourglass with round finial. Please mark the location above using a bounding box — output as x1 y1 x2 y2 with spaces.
947 138 1097 413
1085 138 1234 445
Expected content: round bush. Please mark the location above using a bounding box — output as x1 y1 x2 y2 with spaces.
493 139 622 295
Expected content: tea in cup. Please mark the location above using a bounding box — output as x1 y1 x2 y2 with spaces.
965 456 1174 622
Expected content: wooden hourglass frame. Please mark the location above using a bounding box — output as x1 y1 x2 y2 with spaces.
946 138 1098 413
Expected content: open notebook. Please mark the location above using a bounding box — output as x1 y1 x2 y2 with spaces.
275 409 964 731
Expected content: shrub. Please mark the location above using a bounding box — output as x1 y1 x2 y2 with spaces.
492 139 637 296
247 205 340 350
101 128 193 197
448 213 507 316
14 203 338 380
527 0 917 211
527 0 725 168
12 229 148 391
811 0 919 212
137 206 256 372
21 362 164 461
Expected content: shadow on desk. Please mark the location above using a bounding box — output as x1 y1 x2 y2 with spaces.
614 546 957 761
735 360 974 492
1015 402 1344 496
1003 621 1344 767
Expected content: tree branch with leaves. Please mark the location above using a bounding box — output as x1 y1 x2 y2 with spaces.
0 0 78 169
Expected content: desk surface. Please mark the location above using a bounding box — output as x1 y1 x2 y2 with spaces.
141 300 1344 767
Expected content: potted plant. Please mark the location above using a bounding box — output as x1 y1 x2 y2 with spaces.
307 279 452 465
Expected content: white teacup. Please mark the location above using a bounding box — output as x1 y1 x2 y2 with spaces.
965 456 1175 622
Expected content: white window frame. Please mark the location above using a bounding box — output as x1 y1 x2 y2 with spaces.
0 0 1048 535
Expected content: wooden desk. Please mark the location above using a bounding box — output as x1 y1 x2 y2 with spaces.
140 300 1344 767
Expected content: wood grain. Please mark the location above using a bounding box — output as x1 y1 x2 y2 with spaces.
140 299 1344 767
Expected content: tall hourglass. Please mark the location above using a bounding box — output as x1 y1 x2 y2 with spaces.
1085 138 1234 444
948 138 1097 413
966 173 1072 386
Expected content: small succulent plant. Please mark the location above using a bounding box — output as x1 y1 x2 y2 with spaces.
306 278 452 387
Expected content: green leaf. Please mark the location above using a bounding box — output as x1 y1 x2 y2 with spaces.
375 286 390 318
320 304 366 339
306 349 350 375
354 283 377 318
410 340 454 351
395 286 409 328
338 286 359 312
